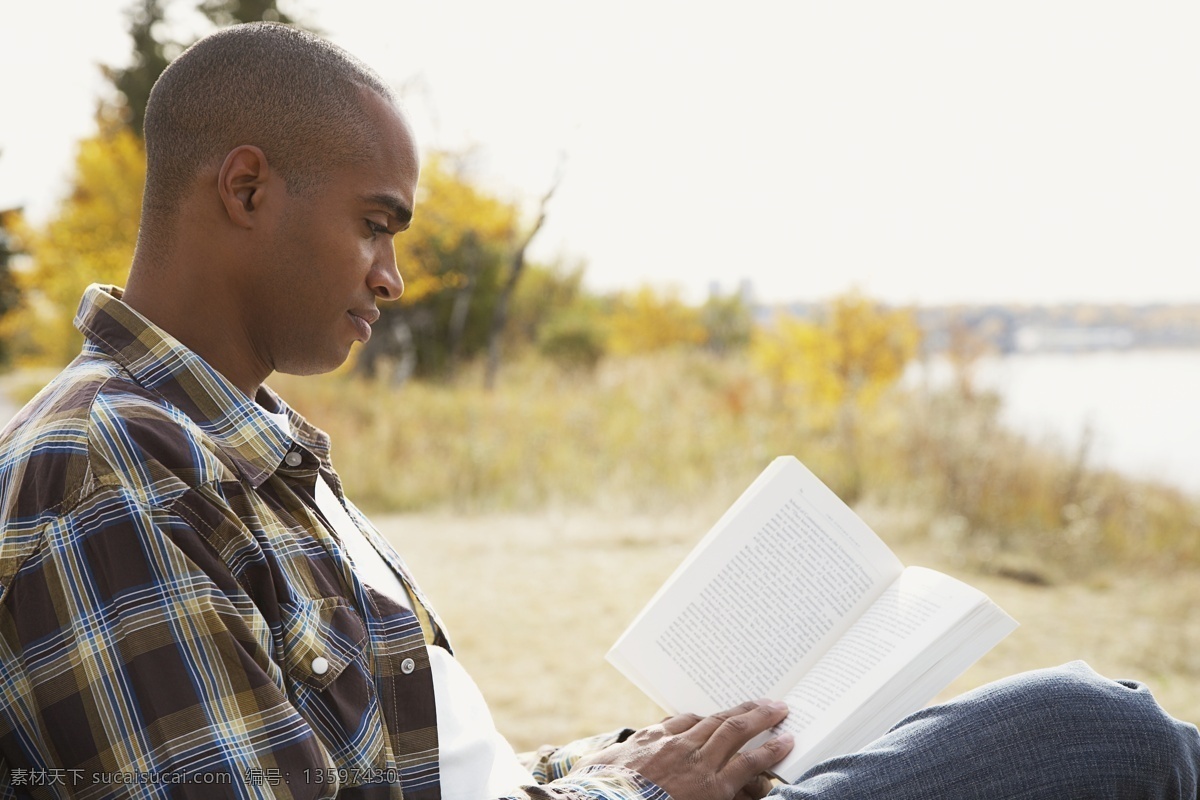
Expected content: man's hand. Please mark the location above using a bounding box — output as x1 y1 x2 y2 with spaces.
573 700 793 800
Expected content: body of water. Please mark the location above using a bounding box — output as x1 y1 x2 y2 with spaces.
910 350 1200 495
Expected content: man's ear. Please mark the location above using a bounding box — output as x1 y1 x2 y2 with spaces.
217 145 273 228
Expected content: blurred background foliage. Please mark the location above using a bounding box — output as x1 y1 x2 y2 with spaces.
6 124 146 364
2 0 1197 597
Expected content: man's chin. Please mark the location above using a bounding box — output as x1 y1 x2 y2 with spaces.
275 348 356 378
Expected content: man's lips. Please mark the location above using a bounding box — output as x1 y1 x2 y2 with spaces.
348 308 379 342
350 307 381 325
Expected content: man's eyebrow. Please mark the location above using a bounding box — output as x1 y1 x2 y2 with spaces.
363 193 413 226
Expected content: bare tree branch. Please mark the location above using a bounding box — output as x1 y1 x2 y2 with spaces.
483 155 566 390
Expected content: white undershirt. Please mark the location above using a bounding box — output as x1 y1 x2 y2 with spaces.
266 411 534 798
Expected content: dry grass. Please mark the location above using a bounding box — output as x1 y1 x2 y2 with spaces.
271 353 786 515
273 350 1200 578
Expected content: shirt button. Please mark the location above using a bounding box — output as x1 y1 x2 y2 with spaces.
400 657 416 674
284 451 303 467
311 656 330 676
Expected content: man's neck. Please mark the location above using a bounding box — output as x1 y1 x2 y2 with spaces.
122 266 271 398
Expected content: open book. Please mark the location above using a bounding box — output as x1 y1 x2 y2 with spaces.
607 456 1017 783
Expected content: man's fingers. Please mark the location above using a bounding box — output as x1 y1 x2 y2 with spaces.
659 711 706 735
574 700 793 800
683 699 773 743
721 731 795 790
696 700 790 762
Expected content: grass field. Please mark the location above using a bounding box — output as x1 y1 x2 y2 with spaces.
374 505 1200 753
270 351 1200 580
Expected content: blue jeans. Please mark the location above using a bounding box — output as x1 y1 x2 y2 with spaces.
773 661 1200 799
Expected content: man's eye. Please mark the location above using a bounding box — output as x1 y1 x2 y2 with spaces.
366 220 389 236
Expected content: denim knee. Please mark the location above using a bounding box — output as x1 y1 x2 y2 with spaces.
775 661 1200 800
989 660 1200 793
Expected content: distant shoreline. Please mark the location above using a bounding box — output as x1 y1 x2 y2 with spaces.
909 350 1200 495
770 301 1200 355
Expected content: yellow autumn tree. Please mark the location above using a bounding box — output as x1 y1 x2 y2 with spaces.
752 292 921 420
752 293 921 499
606 286 708 356
0 207 28 364
19 124 145 364
393 153 519 305
355 153 527 380
821 292 922 410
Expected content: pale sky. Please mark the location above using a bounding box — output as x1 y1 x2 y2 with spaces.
3 0 1200 306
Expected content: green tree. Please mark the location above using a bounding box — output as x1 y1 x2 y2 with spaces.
505 261 588 349
104 0 173 135
198 0 302 27
106 0 318 136
536 298 607 373
701 288 754 354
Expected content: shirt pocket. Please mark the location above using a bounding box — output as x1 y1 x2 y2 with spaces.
280 597 384 767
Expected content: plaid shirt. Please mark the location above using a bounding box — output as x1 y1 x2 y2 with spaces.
0 286 668 800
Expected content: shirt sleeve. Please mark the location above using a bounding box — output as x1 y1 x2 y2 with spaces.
0 485 338 800
506 731 672 800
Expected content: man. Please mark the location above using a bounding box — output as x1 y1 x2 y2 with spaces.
0 21 1195 800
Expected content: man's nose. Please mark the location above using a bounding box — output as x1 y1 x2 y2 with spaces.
370 244 404 301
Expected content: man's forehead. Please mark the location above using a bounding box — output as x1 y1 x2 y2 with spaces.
365 91 419 165
339 88 420 206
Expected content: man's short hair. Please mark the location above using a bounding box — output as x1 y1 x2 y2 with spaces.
141 22 396 226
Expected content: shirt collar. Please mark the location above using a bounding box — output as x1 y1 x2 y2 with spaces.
73 283 333 488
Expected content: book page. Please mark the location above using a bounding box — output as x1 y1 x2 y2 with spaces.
768 567 1017 781
776 571 956 734
607 457 904 715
